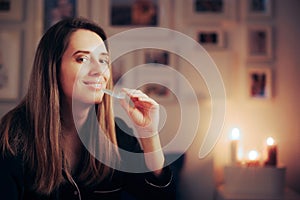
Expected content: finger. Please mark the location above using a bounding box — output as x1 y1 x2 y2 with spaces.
122 88 148 99
130 95 156 103
122 88 158 105
134 99 159 110
120 97 136 116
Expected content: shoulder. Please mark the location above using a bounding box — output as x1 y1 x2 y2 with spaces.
0 104 28 169
0 105 27 179
0 151 24 196
0 152 23 174
0 104 28 155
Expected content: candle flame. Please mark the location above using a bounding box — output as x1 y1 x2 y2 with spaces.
248 150 258 161
231 128 240 140
267 137 275 146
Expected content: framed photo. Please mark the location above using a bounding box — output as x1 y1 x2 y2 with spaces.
144 49 169 65
194 0 223 12
181 0 236 24
44 0 77 32
135 49 176 103
110 0 158 26
247 67 272 99
0 30 21 100
102 0 171 35
244 0 273 19
194 27 225 49
0 0 23 21
247 25 273 61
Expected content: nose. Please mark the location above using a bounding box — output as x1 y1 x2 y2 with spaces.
88 57 109 77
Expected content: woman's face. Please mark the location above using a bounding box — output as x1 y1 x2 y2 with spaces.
60 29 110 105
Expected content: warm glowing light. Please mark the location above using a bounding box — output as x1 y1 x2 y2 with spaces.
237 149 243 161
231 128 240 140
265 137 277 166
266 137 275 146
248 150 259 161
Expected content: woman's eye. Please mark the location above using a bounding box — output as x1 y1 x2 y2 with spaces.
76 56 89 63
99 58 109 65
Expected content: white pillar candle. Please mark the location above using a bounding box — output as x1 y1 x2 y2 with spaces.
230 128 240 165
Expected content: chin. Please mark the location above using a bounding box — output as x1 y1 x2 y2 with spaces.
92 93 104 104
72 95 104 106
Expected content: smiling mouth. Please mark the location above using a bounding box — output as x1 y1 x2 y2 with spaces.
83 81 104 90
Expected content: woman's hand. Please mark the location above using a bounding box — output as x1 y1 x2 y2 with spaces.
120 88 164 173
120 88 159 138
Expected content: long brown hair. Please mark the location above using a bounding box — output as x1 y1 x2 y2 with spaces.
0 17 118 194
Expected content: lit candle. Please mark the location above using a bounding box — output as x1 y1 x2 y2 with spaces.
265 137 277 166
247 150 260 167
230 128 240 165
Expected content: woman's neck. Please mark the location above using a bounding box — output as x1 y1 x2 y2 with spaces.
61 99 92 132
62 129 83 173
60 99 92 172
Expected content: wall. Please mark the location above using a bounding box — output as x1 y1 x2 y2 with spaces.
170 1 300 198
211 0 300 199
271 0 300 193
0 0 42 116
0 0 299 199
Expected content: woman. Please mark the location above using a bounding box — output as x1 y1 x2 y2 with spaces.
0 17 173 200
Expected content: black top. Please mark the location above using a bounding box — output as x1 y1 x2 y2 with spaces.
0 117 174 200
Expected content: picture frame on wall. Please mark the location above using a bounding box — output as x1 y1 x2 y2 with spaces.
247 25 273 62
195 27 225 50
137 71 175 103
0 30 21 100
134 49 176 103
144 49 169 65
244 0 273 19
182 0 236 24
194 0 223 13
247 67 272 99
110 0 158 26
103 0 171 35
0 0 23 21
139 82 173 103
44 0 77 32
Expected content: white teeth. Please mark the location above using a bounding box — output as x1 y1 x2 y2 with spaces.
84 80 102 88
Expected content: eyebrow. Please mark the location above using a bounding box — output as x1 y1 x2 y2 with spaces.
72 50 109 56
72 50 90 56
